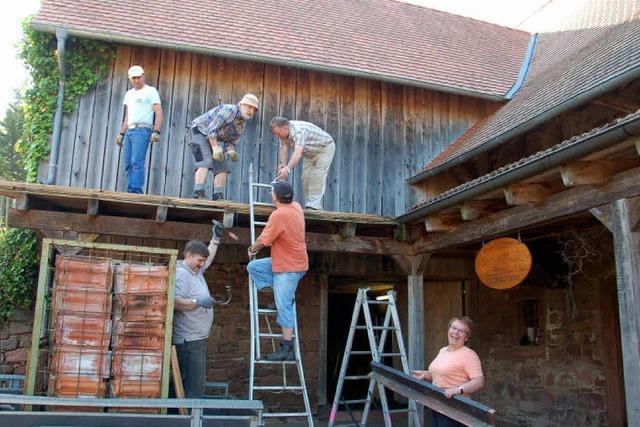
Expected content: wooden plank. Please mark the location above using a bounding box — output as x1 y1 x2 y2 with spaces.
8 209 412 255
413 166 640 253
610 198 640 426
100 45 132 191
147 49 177 196
56 90 81 187
366 80 382 214
370 363 496 427
339 76 355 212
561 160 638 187
163 51 192 197
292 68 311 206
15 193 29 211
171 346 187 415
353 78 368 213
222 210 235 228
381 82 404 216
180 52 208 198
68 81 97 188
339 222 357 238
238 62 265 203
324 73 340 211
227 60 251 201
257 64 281 196
403 86 417 212
424 213 461 232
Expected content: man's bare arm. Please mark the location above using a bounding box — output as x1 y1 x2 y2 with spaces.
174 296 197 311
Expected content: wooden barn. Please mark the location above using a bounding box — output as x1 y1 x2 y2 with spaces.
1 0 640 425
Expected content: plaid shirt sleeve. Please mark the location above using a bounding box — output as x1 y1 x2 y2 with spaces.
207 106 234 138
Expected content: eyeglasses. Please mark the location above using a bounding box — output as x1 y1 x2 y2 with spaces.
449 326 469 336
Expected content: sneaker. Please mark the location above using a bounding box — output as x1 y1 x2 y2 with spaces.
264 344 295 361
212 192 224 201
193 189 205 199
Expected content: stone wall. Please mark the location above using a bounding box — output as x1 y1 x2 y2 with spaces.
0 309 33 375
469 235 622 426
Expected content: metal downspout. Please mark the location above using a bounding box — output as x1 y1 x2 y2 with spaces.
45 27 68 185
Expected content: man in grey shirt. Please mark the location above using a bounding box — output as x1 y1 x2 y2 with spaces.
173 222 223 397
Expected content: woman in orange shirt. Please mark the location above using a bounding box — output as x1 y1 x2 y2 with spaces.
411 316 484 427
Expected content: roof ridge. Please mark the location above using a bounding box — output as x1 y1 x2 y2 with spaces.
382 0 531 34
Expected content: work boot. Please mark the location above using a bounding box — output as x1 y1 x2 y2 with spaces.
212 192 224 201
193 189 205 199
264 341 295 361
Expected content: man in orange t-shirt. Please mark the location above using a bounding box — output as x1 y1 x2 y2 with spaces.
247 182 308 361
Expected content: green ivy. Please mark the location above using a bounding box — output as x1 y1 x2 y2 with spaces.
16 18 114 182
0 226 38 322
0 19 114 322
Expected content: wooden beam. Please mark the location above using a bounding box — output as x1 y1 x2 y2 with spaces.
561 160 636 187
591 94 640 114
156 205 169 223
9 209 412 256
86 198 99 217
14 193 29 211
503 183 552 206
413 166 640 253
610 198 640 425
222 210 235 228
459 201 492 221
339 222 357 238
424 213 459 232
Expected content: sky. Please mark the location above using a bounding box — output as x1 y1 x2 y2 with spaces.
0 1 553 118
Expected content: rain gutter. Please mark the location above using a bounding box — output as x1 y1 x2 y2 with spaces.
45 27 68 185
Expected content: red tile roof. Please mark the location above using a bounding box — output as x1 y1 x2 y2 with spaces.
32 0 531 99
418 17 640 176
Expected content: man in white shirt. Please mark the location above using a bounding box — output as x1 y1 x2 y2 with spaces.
115 65 163 194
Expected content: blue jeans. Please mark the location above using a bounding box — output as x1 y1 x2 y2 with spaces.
247 257 305 329
123 128 151 193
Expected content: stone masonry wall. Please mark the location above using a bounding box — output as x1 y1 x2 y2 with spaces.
470 240 620 426
0 309 33 376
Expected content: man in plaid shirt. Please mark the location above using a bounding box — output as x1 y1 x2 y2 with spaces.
271 117 336 210
189 94 259 200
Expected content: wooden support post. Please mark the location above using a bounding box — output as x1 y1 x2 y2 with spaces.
86 198 99 217
156 205 169 223
392 254 431 427
14 193 29 211
609 198 640 425
317 274 329 406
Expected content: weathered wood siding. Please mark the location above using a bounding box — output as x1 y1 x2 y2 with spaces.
55 45 496 216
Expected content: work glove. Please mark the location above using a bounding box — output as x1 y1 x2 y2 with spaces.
115 133 124 146
150 130 161 144
195 296 214 309
226 149 239 162
211 145 224 161
211 220 224 243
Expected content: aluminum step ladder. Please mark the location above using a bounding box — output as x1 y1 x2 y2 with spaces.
328 288 419 427
247 164 314 426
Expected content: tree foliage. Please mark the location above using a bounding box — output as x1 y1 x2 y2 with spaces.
0 96 26 181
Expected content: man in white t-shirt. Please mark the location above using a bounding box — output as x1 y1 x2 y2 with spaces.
115 65 163 193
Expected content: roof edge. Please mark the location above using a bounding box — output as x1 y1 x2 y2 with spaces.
407 62 640 184
397 110 640 223
505 33 537 99
31 21 506 101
